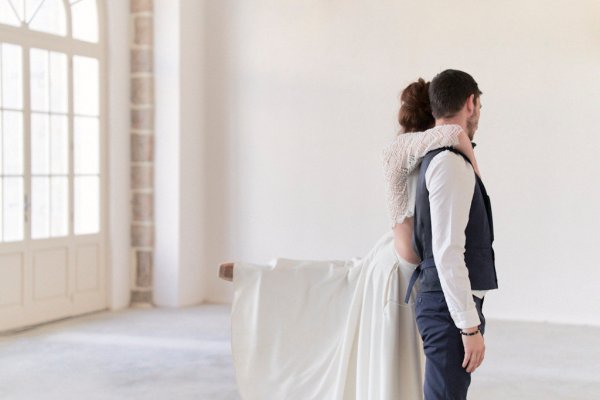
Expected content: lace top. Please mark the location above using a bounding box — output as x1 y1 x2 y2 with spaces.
381 124 463 227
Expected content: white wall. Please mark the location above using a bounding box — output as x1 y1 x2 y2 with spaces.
154 0 206 307
174 0 206 305
204 0 600 326
153 0 181 306
106 0 131 310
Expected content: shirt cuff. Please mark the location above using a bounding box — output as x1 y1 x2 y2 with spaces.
450 308 481 330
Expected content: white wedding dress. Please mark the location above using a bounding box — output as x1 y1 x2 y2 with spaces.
229 125 463 399
230 230 425 400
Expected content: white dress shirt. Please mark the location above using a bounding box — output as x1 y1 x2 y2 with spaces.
424 150 486 330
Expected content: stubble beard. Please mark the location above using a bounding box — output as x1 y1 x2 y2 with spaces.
466 116 478 140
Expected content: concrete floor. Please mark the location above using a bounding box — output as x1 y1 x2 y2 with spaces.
0 304 598 400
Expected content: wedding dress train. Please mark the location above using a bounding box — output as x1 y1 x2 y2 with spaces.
230 230 425 399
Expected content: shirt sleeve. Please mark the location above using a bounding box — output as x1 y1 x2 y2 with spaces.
425 150 480 329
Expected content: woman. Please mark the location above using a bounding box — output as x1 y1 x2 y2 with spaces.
226 78 479 400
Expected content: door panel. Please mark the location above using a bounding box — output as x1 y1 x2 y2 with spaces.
0 253 24 308
32 247 68 301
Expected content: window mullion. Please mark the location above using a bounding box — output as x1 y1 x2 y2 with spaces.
67 51 73 236
63 0 72 40
22 44 31 239
25 0 49 26
6 0 23 26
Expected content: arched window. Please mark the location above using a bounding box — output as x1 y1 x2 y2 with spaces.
0 0 106 330
0 0 98 41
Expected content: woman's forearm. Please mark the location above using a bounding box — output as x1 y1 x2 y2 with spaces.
455 131 481 177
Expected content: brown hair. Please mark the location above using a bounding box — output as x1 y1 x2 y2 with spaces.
398 78 435 133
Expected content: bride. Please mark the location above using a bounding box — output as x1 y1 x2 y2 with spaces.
221 78 480 400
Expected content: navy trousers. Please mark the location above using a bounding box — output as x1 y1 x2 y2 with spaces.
415 291 486 400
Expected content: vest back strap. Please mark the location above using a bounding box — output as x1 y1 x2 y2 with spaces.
403 257 436 304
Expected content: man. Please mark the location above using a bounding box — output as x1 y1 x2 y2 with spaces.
404 69 499 399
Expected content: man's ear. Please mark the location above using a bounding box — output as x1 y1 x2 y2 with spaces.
465 94 475 114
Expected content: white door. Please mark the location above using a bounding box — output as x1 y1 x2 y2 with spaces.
0 0 107 331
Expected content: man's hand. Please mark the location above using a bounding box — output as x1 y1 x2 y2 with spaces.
461 327 485 373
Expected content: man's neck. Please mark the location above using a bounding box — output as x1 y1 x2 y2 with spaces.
435 117 467 133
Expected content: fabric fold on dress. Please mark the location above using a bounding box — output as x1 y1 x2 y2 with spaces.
231 230 425 400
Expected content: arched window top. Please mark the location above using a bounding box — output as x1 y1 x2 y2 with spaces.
0 0 99 43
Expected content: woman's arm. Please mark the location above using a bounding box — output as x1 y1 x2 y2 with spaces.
381 124 481 230
455 130 482 178
383 125 461 172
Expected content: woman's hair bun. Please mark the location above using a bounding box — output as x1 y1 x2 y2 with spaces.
398 78 435 133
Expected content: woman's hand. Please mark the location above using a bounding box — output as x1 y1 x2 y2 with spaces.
219 262 234 281
456 130 482 178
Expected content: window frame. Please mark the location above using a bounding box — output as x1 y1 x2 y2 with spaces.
0 0 107 242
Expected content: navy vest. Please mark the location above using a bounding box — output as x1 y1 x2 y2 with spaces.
412 147 498 293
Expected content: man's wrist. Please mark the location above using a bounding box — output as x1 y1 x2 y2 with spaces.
460 325 481 336
460 328 481 336
461 326 479 334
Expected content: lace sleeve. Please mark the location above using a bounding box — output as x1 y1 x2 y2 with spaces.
381 124 463 227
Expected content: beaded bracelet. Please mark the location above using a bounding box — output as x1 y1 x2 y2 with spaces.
460 329 480 336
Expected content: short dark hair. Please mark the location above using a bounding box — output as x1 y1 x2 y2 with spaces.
428 69 482 119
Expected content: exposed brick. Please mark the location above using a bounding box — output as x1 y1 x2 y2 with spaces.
131 76 154 105
130 0 155 303
131 133 153 162
135 250 153 288
133 16 153 46
131 0 152 13
130 289 153 304
131 165 153 189
131 224 154 247
131 48 153 73
131 192 153 222
131 107 154 130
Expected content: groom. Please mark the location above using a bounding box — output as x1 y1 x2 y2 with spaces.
405 69 498 399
